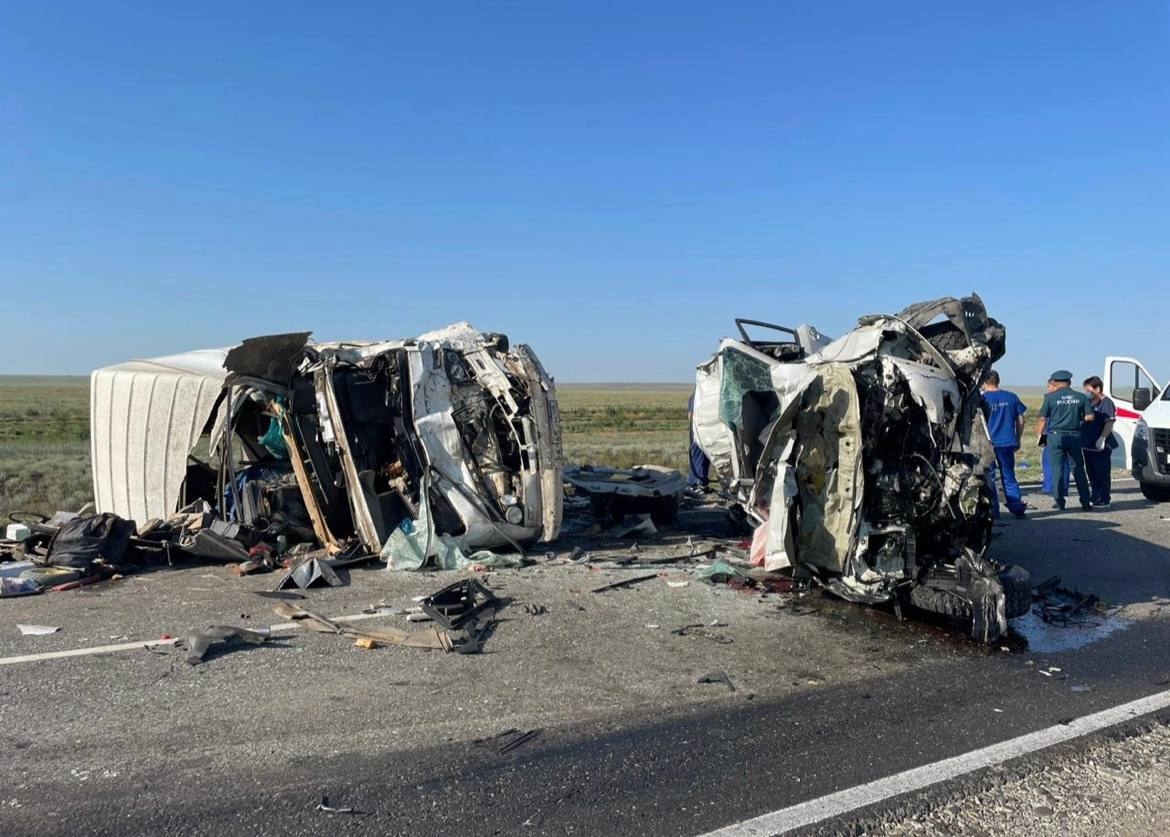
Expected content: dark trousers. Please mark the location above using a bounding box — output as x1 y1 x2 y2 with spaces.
1047 432 1090 508
1084 448 1112 504
688 440 710 487
1042 446 1070 495
989 446 1026 516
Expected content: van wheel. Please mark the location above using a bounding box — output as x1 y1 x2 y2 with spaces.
1140 482 1170 502
999 565 1032 619
909 584 972 621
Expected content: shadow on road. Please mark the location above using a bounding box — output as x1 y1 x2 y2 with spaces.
995 483 1170 610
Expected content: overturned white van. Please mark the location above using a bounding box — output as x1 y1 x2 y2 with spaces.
91 324 563 563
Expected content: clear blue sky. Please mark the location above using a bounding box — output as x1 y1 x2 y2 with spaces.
2 2 1167 383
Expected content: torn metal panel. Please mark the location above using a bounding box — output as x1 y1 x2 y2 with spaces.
222 332 311 384
794 363 863 574
275 557 343 589
185 625 271 665
693 354 735 480
512 344 564 542
272 601 453 651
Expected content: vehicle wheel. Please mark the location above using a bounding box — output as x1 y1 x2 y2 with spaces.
998 565 1032 619
919 322 968 354
1140 482 1170 502
909 583 972 621
920 318 1006 360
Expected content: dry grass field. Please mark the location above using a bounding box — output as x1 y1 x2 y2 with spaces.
0 376 92 523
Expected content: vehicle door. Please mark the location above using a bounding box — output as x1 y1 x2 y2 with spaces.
1104 356 1161 468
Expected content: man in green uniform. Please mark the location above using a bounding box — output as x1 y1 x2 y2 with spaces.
1036 369 1095 511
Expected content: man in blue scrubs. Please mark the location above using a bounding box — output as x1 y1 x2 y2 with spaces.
981 370 1028 518
1037 370 1094 511
1082 375 1118 507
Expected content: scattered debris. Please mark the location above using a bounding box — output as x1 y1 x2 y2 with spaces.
1033 578 1105 626
184 625 270 665
565 465 685 525
696 671 736 693
672 623 732 644
473 727 542 754
275 557 343 590
273 601 454 652
418 579 504 653
315 795 355 815
591 573 659 594
498 729 540 754
17 624 60 636
695 560 748 584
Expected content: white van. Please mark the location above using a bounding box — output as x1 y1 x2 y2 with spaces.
1103 356 1169 501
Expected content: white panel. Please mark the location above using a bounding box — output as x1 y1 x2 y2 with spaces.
90 350 228 523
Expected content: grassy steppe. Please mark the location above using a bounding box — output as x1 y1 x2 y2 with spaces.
0 376 92 522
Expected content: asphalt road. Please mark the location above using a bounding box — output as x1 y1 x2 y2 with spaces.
3 480 1169 836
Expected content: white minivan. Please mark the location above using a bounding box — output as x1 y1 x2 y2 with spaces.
1104 356 1170 501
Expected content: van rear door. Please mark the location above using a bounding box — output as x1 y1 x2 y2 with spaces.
1104 357 1161 468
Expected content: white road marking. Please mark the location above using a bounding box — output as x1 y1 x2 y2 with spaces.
697 687 1170 837
0 610 396 666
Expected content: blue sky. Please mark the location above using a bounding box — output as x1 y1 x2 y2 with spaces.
2 1 1167 383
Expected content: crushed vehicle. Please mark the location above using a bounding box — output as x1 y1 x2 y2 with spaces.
692 294 1030 641
89 323 563 568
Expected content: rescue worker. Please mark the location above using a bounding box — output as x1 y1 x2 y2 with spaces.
1082 375 1117 507
1036 370 1094 511
1041 378 1070 496
980 370 1027 518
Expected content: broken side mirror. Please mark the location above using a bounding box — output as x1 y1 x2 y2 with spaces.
1134 387 1152 411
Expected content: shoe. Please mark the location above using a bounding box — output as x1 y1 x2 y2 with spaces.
1081 503 1092 511
1052 500 1065 510
1092 501 1110 508
1012 511 1027 519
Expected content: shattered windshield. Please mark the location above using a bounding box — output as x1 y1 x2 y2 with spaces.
718 349 775 430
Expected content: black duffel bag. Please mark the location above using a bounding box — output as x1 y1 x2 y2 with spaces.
42 513 136 570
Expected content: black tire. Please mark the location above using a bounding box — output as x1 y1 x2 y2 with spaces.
1140 482 1170 503
919 318 1006 361
909 583 973 621
998 565 1032 619
919 322 968 354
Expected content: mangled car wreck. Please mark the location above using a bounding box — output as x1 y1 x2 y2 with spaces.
89 323 562 571
692 295 1030 641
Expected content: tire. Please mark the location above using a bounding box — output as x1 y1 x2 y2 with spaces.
1140 482 1170 502
919 317 1006 360
919 322 968 354
998 565 1032 619
909 583 973 621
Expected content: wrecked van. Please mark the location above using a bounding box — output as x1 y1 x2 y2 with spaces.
91 323 563 563
692 295 1029 640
